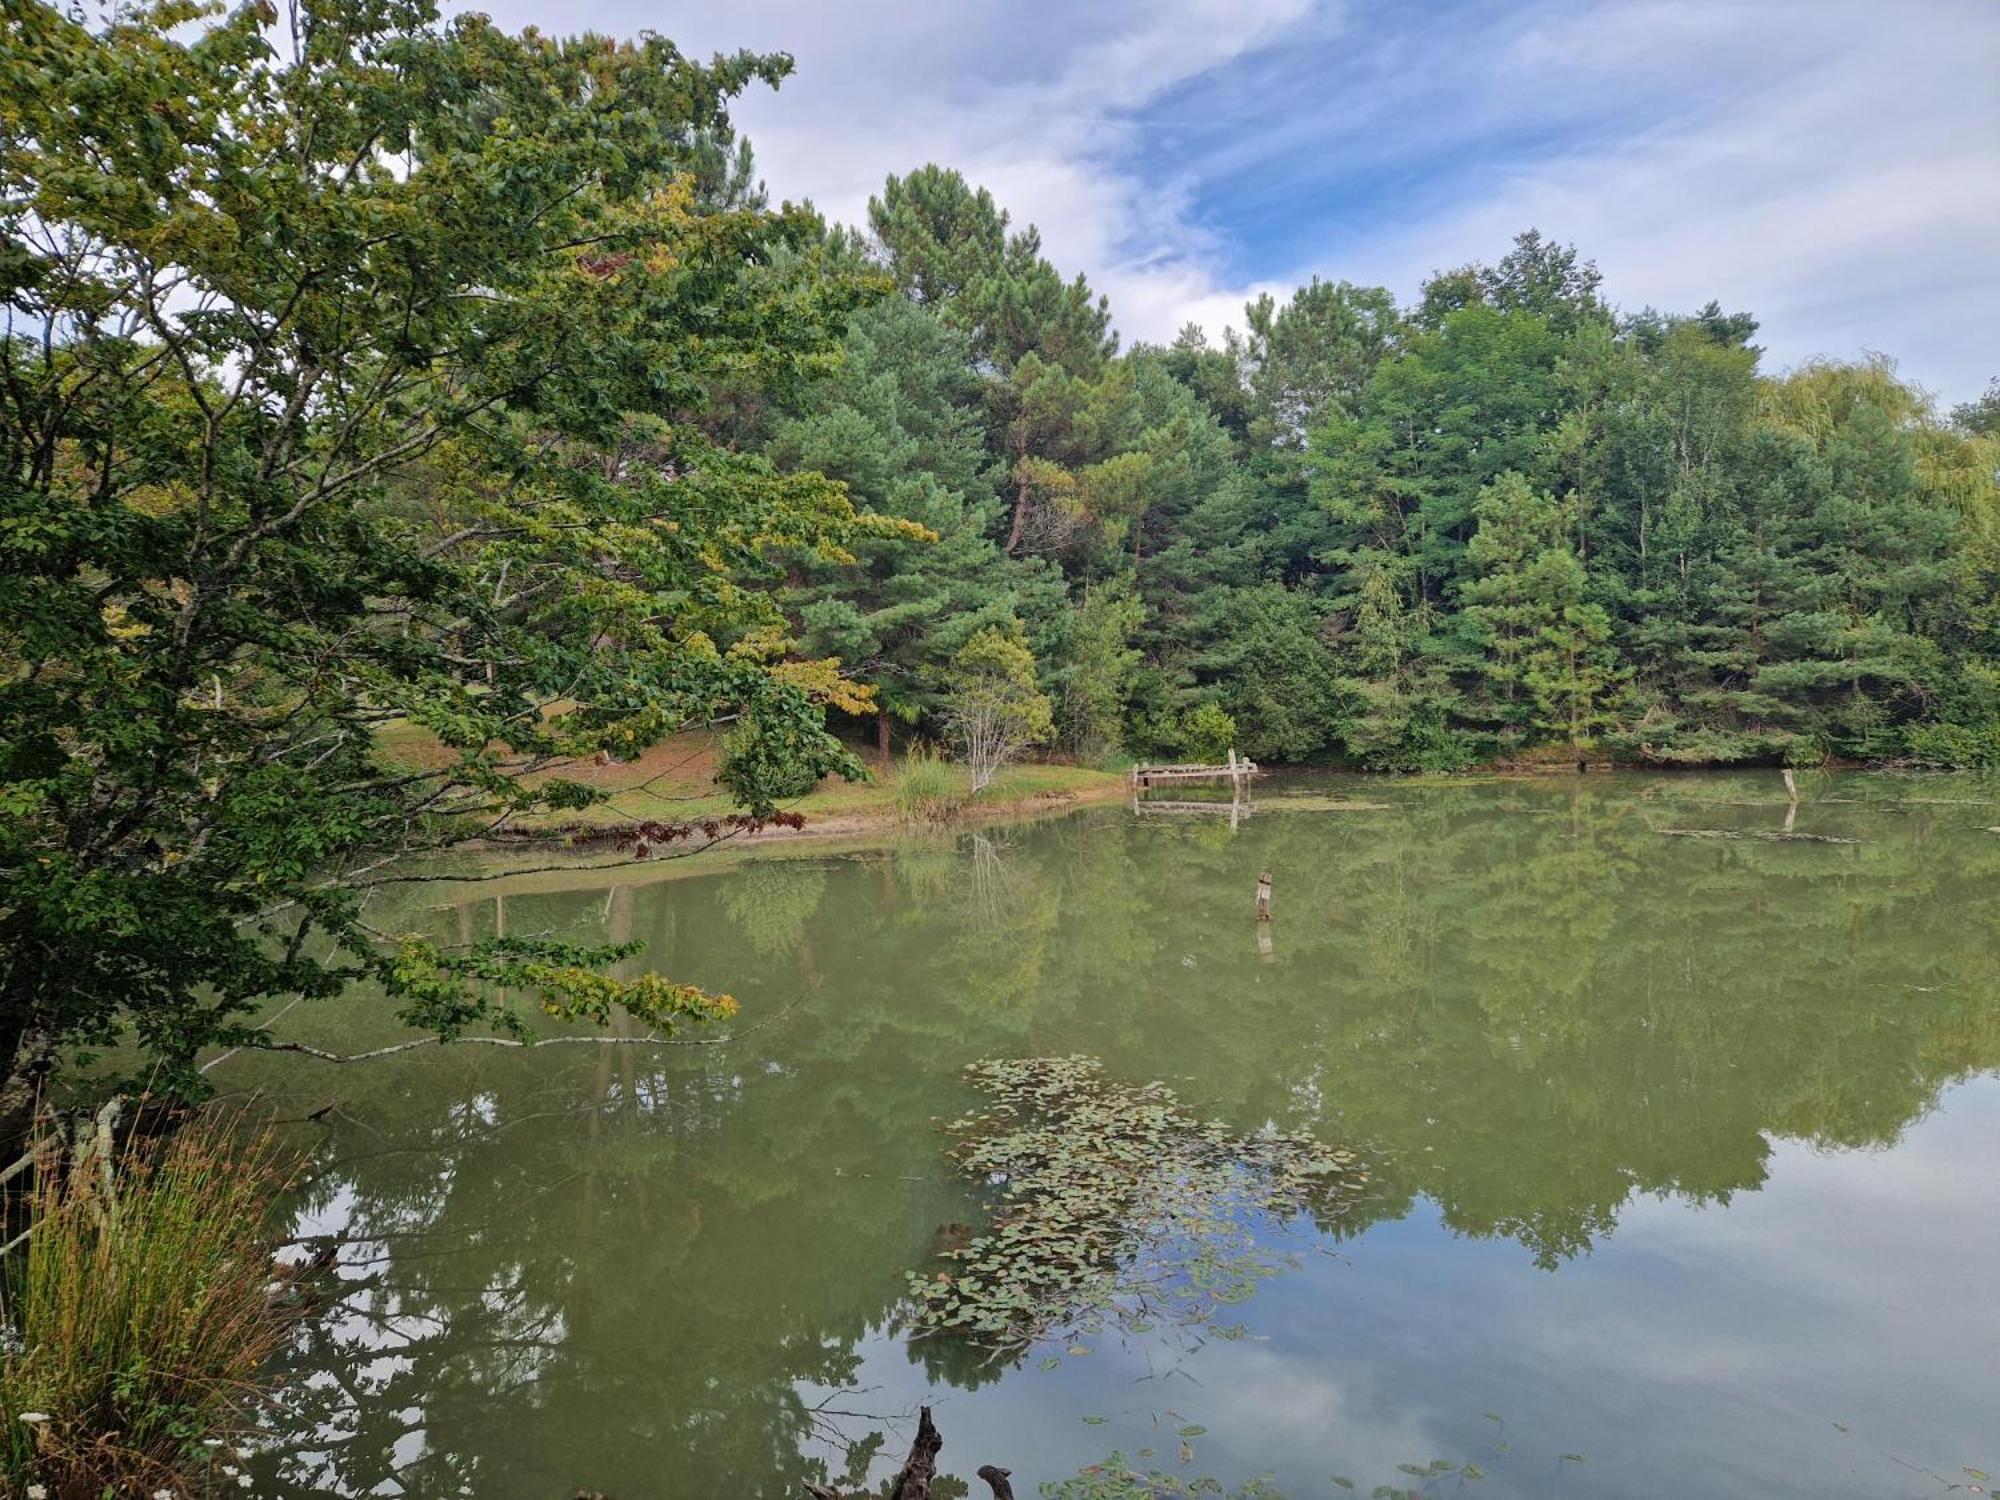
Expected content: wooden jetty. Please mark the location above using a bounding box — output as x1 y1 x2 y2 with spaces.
1128 748 1260 789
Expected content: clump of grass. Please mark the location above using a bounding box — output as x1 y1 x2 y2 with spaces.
1 1116 298 1498
893 744 966 823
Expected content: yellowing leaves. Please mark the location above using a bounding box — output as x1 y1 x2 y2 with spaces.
99 600 151 640
769 656 877 717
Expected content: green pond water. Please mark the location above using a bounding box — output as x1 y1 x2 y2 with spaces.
218 772 2000 1499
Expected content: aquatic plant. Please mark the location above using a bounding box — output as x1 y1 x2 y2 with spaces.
908 1057 1367 1351
1041 1452 1286 1499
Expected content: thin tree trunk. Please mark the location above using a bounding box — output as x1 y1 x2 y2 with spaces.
877 710 893 766
1006 475 1030 554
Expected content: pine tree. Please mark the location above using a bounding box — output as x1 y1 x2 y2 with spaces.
765 298 1063 756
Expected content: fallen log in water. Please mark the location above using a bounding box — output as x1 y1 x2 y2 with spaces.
1658 828 1860 844
803 1406 1014 1500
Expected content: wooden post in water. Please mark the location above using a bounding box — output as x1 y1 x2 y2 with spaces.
1782 767 1799 834
1255 870 1273 922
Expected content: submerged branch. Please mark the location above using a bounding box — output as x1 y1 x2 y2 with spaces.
224 994 812 1067
1657 828 1861 844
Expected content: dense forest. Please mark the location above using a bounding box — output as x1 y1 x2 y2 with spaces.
718 165 2000 773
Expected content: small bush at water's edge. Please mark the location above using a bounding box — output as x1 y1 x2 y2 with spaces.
894 745 967 822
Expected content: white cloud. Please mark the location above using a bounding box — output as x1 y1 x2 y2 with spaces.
1335 0 2000 400
454 0 1999 400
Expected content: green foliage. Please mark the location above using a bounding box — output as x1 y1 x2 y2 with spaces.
720 708 843 806
1 1119 295 1496
1462 472 1625 750
1903 721 2000 768
869 165 1113 377
767 296 1063 733
0 0 884 1131
945 623 1056 792
1178 702 1238 764
1187 586 1345 762
1057 582 1147 757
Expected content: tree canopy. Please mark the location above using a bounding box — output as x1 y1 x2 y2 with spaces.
0 0 891 1137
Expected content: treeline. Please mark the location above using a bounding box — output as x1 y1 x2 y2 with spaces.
719 165 2000 770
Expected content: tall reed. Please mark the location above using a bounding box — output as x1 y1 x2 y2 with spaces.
1 1116 297 1498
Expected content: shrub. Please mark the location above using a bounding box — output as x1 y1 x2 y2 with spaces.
1178 702 1237 764
1903 720 2000 768
719 716 830 804
1 1116 298 1498
893 745 966 823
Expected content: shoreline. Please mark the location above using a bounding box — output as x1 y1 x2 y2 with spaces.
467 765 1134 854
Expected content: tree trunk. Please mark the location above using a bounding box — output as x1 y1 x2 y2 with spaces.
877 710 893 766
0 1027 56 1157
1006 476 1030 554
889 1407 944 1500
804 1408 1009 1500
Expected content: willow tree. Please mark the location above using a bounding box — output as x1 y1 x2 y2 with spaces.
0 0 885 1142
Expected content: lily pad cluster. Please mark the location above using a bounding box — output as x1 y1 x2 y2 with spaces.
907 1056 1368 1350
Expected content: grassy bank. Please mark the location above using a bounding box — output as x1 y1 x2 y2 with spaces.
379 725 1130 845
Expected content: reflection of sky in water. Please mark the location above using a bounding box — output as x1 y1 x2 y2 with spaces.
813 1080 1999 1498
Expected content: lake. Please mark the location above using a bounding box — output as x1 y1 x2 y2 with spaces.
217 772 2000 1499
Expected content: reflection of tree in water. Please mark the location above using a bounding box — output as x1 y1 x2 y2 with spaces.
230 777 2000 1493
254 1048 918 1498
722 861 831 957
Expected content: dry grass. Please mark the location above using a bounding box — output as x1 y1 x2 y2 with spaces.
1 1117 298 1499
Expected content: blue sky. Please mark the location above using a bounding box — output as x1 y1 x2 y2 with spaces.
455 0 1999 405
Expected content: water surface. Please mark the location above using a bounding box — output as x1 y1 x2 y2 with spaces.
222 773 2000 1498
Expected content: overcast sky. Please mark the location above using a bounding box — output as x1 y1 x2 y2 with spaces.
458 0 1998 405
